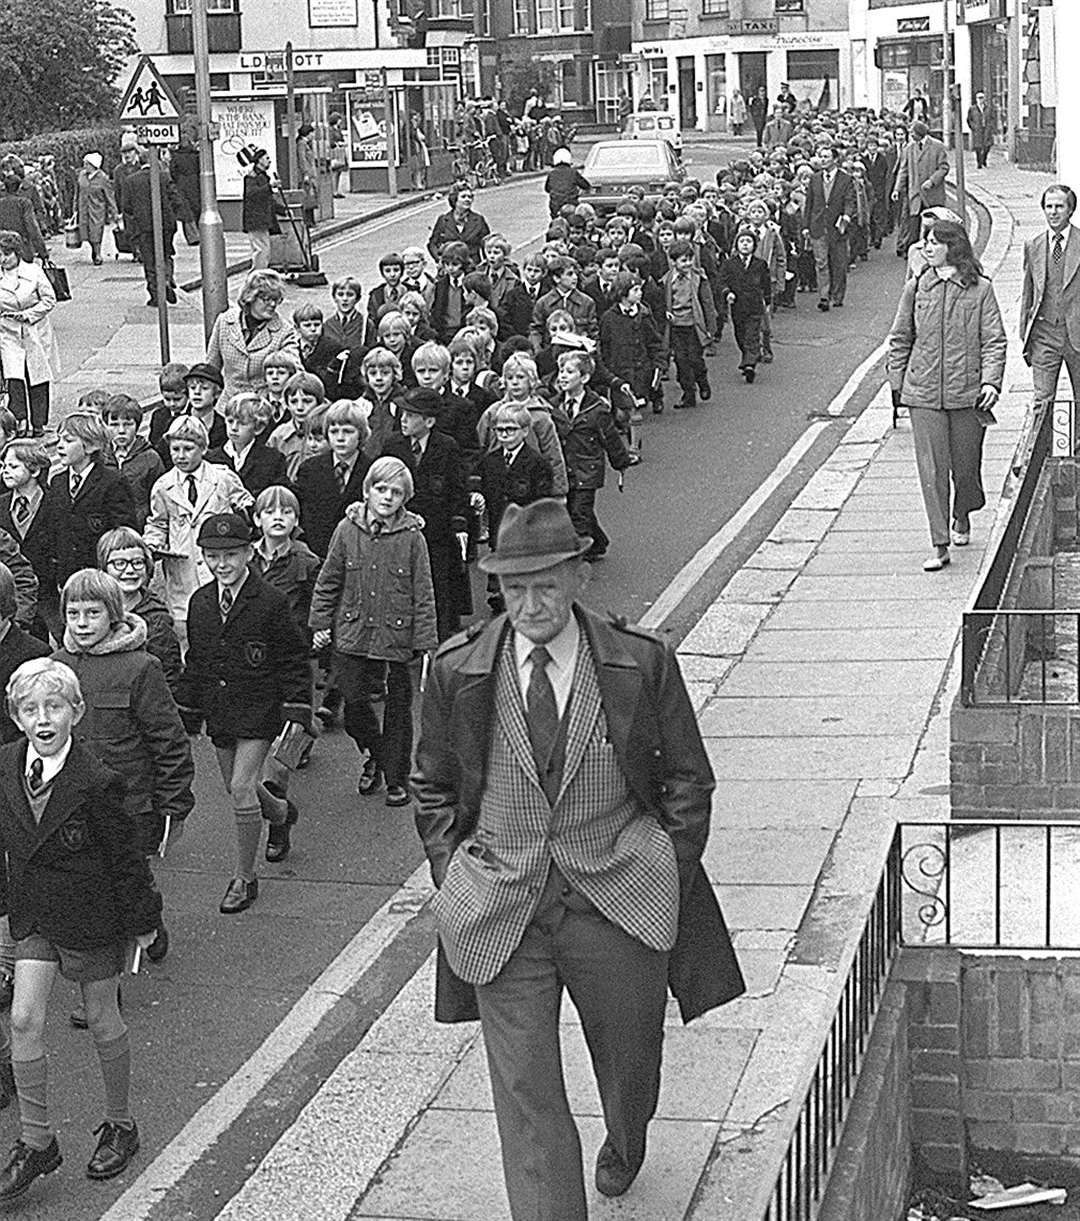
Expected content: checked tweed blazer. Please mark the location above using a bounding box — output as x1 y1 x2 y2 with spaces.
430 636 680 985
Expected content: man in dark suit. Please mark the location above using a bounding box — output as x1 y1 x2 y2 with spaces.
1021 184 1080 411
119 161 183 307
967 92 999 170
413 499 744 1220
802 144 857 310
383 388 469 641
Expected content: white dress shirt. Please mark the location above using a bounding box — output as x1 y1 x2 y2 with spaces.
514 615 580 719
26 737 72 790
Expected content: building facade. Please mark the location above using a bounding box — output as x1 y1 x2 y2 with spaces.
629 0 853 133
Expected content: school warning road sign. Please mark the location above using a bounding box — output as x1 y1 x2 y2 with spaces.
118 56 182 125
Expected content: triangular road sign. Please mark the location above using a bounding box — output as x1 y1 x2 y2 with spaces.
118 56 181 124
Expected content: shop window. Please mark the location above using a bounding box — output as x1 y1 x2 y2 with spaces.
645 0 669 19
786 48 839 109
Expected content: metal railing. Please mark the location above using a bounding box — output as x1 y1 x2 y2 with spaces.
899 819 1080 951
961 404 1052 705
761 833 902 1221
961 608 1080 705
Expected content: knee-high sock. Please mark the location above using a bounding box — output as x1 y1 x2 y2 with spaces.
235 807 262 881
13 1055 50 1150
94 1030 132 1127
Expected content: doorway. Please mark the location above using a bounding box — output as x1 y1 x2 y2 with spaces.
677 57 697 129
739 51 767 100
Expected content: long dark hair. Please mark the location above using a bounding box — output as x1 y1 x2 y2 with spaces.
927 220 983 287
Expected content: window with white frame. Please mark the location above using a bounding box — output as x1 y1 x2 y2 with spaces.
594 61 623 123
557 0 575 29
512 0 529 32
536 0 555 30
169 0 235 10
647 58 669 104
644 0 669 20
701 0 729 14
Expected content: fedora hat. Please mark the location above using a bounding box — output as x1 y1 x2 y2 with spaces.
478 499 592 575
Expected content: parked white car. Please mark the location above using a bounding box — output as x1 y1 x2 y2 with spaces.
622 111 683 157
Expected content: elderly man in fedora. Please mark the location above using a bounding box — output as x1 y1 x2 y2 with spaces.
412 498 744 1220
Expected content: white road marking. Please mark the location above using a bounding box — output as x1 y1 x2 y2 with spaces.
99 862 434 1221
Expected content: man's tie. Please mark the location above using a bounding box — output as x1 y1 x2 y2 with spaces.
334 462 349 494
27 757 43 795
1054 234 1064 266
526 646 559 797
411 439 422 459
69 472 83 500
186 474 198 506
504 448 513 467
13 496 28 525
220 586 233 620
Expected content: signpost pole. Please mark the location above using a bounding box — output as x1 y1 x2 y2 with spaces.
382 69 398 198
148 146 171 363
192 0 229 339
286 42 299 191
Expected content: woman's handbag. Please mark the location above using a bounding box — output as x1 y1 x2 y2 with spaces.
182 218 199 246
41 259 71 303
113 226 133 256
63 219 80 249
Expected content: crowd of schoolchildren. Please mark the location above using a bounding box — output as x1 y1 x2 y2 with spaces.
0 103 925 1205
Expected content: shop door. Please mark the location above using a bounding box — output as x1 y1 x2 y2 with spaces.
739 52 766 100
677 57 697 129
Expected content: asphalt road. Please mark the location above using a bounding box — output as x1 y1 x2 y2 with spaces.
18 149 915 1218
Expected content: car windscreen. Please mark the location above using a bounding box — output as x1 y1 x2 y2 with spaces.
587 145 665 173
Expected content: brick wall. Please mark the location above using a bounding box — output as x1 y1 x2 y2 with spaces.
817 983 912 1221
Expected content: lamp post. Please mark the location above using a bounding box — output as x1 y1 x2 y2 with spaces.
191 0 228 339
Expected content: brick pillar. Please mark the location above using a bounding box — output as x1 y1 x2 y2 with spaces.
895 947 967 1184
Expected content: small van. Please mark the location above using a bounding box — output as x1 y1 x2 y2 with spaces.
622 111 683 157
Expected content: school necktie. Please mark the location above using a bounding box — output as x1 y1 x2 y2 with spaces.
186 474 198 506
526 646 559 784
13 496 28 525
335 462 349 493
27 757 43 795
1054 234 1064 266
69 472 83 500
220 586 233 620
411 439 422 459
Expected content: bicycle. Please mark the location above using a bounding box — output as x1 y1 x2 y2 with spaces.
448 137 500 191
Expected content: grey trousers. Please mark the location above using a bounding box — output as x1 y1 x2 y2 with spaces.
475 868 669 1221
1027 318 1080 410
909 406 986 547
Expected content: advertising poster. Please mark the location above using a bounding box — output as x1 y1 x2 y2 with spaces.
882 70 909 116
346 87 388 167
309 0 358 26
212 97 278 200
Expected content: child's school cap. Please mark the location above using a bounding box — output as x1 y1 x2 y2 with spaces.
197 514 252 550
184 363 224 389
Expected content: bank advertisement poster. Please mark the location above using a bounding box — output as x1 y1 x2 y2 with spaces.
212 98 278 200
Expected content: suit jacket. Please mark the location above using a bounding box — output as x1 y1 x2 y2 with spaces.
719 254 773 316
294 449 371 558
1021 225 1080 356
803 169 857 241
300 333 349 396
382 430 468 543
206 440 289 500
413 607 745 1023
46 462 137 587
366 283 406 345
0 491 55 614
893 136 950 215
967 103 999 147
322 310 367 355
148 406 226 466
0 740 161 948
530 288 598 349
479 443 553 542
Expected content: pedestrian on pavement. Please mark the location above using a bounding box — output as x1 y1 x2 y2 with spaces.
0 657 161 1200
296 123 318 229
328 113 348 198
309 457 437 808
544 149 590 220
407 113 430 192
967 92 998 171
412 496 744 1221
1020 184 1080 412
240 148 284 272
176 513 311 915
729 89 747 136
74 153 117 267
892 120 950 256
906 206 964 282
762 105 794 151
802 145 856 311
118 157 181 307
206 269 301 402
888 219 1006 572
0 158 45 266
749 85 769 148
170 134 201 245
0 231 59 437
427 186 491 265
53 567 192 974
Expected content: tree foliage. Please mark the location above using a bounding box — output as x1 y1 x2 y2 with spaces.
0 0 138 140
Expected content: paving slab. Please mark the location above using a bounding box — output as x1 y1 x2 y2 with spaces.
715 883 813 931
766 509 837 542
743 539 818 569
705 735 914 780
437 1025 757 1122
782 572 967 601
679 602 773 656
702 827 837 885
709 778 855 829
717 568 800 603
698 693 928 737
801 551 944 576
677 654 738 684
743 625 955 662
764 597 954 630
788 467 862 511
830 507 931 532
813 529 929 553
717 658 946 697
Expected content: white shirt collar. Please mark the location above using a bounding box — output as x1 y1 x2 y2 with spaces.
1050 227 1070 250
27 738 72 790
218 568 248 603
224 438 255 468
514 614 580 719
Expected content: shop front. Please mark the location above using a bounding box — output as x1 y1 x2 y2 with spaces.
867 6 949 128
963 0 1009 132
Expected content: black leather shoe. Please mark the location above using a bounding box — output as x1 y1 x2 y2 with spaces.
265 821 290 862
698 382 712 401
0 1138 62 1200
595 1139 640 1198
219 876 258 914
385 785 411 807
0 1061 14 1111
817 298 830 312
357 756 382 795
86 1120 139 1181
145 924 169 964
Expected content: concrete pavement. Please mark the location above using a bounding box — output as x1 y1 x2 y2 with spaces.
160 151 1054 1221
